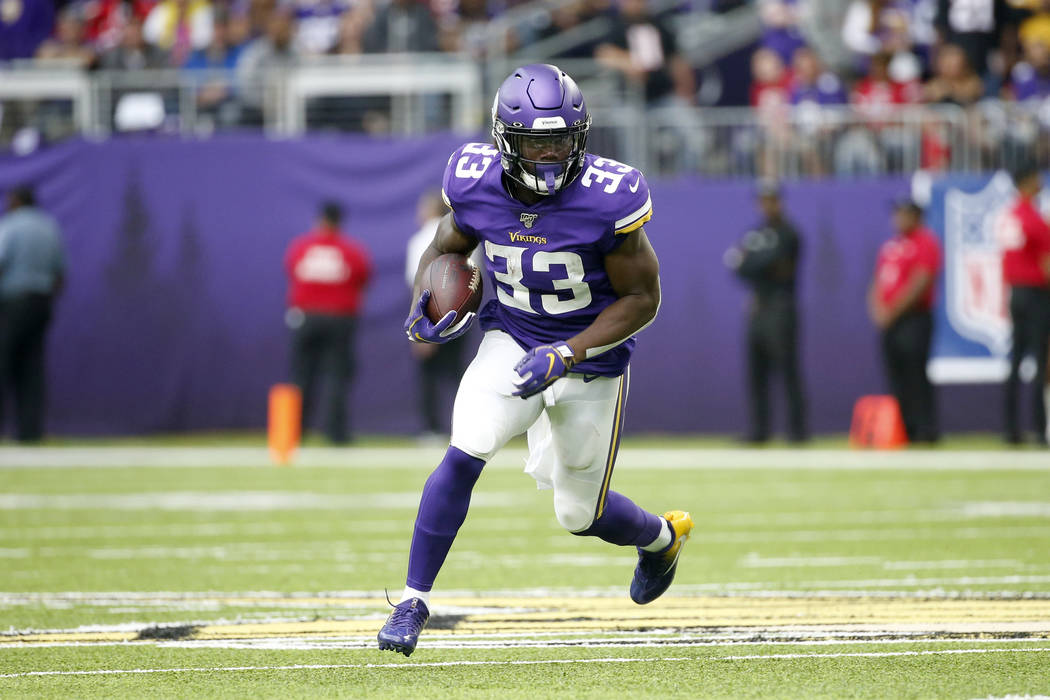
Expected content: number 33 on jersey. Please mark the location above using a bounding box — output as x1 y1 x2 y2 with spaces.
441 142 653 378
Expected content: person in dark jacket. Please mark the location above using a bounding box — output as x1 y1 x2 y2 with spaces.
725 180 807 443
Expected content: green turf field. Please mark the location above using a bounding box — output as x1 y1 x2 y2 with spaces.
1 441 1049 698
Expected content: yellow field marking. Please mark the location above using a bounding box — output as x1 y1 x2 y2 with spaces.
7 596 1050 644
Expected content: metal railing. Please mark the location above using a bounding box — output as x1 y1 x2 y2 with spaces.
0 56 483 141
4 60 1050 179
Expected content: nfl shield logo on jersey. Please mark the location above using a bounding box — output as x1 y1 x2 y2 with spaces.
943 172 1014 356
520 212 539 229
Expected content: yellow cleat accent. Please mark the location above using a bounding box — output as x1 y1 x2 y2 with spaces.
630 509 694 604
663 510 693 554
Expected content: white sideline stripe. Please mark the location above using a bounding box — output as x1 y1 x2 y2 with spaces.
738 554 1024 570
3 636 1048 651
5 586 1050 607
2 446 1049 470
0 491 522 512
3 647 1050 678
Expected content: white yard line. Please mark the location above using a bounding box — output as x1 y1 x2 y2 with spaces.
694 526 1050 544
2 647 1050 679
0 491 522 511
5 586 1050 608
737 554 1025 570
0 446 1047 470
2 635 1048 651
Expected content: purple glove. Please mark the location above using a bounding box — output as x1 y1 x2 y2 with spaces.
403 290 475 344
512 342 575 399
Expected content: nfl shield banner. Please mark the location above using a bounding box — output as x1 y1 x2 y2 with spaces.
925 172 1047 383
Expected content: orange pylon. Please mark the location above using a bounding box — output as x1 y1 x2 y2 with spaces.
268 384 302 465
849 395 908 449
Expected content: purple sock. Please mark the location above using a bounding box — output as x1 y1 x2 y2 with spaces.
571 490 664 547
405 446 485 591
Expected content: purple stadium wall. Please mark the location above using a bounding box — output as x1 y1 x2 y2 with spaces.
0 135 1001 436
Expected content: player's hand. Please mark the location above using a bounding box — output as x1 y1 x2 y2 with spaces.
403 290 475 344
512 343 575 399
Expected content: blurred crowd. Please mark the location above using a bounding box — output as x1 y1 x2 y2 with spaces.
3 0 1050 173
743 0 1050 175
0 0 665 70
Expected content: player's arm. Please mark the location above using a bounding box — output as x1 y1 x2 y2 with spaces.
566 227 660 361
408 212 478 307
403 212 479 344
511 228 659 398
880 268 933 328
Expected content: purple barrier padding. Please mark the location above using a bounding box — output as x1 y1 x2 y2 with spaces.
0 136 1001 436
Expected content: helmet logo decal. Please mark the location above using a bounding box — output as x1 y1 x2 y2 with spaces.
532 116 566 129
520 212 540 228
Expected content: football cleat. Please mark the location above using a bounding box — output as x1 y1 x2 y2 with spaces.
630 510 693 605
377 597 430 656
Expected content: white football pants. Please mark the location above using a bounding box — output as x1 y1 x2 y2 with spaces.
450 330 628 533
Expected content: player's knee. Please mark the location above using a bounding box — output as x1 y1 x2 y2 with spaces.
554 495 595 533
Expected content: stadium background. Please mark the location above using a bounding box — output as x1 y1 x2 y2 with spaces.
0 135 1007 435
1 0 1047 438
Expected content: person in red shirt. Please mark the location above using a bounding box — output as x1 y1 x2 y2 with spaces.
868 199 942 443
284 201 372 444
1000 161 1050 446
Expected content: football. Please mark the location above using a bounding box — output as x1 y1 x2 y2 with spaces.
423 253 483 323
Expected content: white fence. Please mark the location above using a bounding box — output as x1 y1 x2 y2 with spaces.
2 59 1049 179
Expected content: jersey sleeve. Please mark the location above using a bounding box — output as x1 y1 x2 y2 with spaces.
611 169 653 236
441 142 500 239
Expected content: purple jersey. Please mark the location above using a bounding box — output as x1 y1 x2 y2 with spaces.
1011 62 1050 102
441 142 653 377
790 73 847 106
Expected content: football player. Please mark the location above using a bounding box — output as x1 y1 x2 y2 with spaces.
378 64 693 656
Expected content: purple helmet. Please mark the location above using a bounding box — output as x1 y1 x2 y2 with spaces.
491 64 591 196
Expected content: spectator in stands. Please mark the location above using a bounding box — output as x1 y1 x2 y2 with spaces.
536 0 597 59
842 50 920 172
292 0 352 55
0 185 66 443
332 6 371 55
235 7 297 124
1010 32 1050 100
233 0 277 43
362 0 439 53
934 0 1010 77
748 47 793 176
404 191 466 442
594 0 698 168
594 0 696 108
184 8 244 127
0 0 55 61
35 7 98 69
79 0 155 53
841 0 925 80
852 50 920 113
442 0 517 58
98 15 170 69
868 199 941 443
1018 0 1050 51
922 42 985 105
143 0 215 66
790 47 847 175
759 0 807 64
284 201 372 444
751 47 792 109
790 46 847 105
